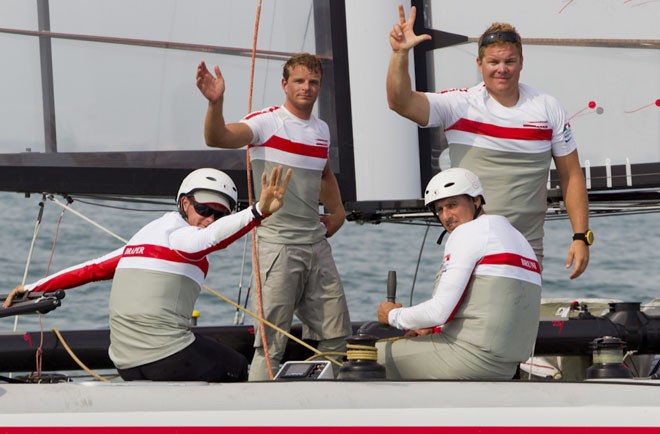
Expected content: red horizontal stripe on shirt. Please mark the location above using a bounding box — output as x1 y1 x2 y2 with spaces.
446 118 553 141
123 244 209 276
479 252 540 274
251 135 329 159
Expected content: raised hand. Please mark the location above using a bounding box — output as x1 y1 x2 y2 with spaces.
258 166 293 215
196 61 225 104
389 4 432 53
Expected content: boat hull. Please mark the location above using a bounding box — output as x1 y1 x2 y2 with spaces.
1 379 660 432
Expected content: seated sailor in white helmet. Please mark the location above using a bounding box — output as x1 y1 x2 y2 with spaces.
376 168 542 380
3 166 292 383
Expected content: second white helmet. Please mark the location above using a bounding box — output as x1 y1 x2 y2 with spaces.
424 168 485 207
177 168 238 212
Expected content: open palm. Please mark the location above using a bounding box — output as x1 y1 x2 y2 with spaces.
258 166 293 215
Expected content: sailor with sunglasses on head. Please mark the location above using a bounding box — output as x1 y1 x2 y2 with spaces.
2 166 291 383
386 4 591 280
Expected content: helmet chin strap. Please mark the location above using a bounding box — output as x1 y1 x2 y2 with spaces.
436 229 448 245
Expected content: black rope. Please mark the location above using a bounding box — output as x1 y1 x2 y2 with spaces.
409 222 431 306
63 195 172 213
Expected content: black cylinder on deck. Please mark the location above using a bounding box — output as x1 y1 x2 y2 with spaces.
535 302 660 356
337 333 386 381
586 336 632 379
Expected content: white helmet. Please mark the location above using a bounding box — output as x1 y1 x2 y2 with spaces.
177 168 238 212
424 168 485 207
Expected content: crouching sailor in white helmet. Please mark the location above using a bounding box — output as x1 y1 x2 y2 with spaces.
376 168 542 380
2 166 292 382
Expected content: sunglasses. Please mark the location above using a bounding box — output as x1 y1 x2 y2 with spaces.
188 196 229 220
479 31 520 48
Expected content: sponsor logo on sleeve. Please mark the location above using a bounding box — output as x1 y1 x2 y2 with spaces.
563 122 573 143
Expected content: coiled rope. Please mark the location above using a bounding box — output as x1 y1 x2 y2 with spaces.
345 344 378 362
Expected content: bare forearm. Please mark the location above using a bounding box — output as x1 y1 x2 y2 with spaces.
320 168 345 218
563 176 589 233
557 156 591 279
319 166 345 237
386 51 430 125
387 51 413 111
557 157 589 232
203 100 252 149
204 99 228 147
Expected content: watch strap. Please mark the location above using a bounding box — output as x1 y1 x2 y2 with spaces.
251 203 264 221
572 229 594 246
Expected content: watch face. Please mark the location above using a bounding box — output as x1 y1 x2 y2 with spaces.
585 230 594 245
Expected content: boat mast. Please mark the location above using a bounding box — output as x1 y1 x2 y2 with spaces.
37 0 57 153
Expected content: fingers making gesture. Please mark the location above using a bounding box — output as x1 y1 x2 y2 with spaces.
389 4 432 53
258 166 293 215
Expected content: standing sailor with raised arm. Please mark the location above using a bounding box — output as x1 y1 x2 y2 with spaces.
386 4 591 278
196 53 352 380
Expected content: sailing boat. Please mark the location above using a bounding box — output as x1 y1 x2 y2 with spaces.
2 0 660 431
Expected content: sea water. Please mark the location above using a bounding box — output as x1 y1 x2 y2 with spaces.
1 191 659 333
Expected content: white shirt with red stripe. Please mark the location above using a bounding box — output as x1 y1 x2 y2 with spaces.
425 82 576 157
388 214 541 331
24 208 263 294
23 208 265 368
241 105 329 243
423 82 577 262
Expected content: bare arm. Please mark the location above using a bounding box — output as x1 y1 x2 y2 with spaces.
554 150 590 279
196 61 254 149
319 160 346 238
386 4 432 125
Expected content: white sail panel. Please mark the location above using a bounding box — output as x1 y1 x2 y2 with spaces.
0 0 317 154
427 0 660 190
346 0 423 201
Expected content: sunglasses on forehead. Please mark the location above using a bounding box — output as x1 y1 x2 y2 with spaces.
479 31 520 48
188 196 230 220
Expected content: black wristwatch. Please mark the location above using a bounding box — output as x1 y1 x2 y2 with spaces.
573 229 594 246
251 203 264 221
